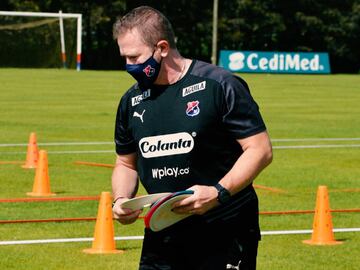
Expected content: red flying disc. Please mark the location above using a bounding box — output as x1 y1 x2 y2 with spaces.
144 190 194 231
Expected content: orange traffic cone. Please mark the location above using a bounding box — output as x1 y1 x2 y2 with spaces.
22 132 39 169
303 185 342 245
83 192 124 254
27 150 56 197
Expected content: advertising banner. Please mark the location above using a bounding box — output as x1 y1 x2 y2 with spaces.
219 50 331 74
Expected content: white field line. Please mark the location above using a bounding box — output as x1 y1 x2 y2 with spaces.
1 138 360 148
272 138 360 142
0 236 144 246
0 228 359 246
273 144 360 149
2 144 360 155
1 138 360 154
261 228 360 235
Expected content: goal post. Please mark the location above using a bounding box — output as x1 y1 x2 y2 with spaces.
0 10 82 71
59 10 66 69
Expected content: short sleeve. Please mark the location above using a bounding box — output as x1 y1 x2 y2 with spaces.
221 75 266 139
114 95 136 155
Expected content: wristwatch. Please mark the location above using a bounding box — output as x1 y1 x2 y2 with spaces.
214 183 231 204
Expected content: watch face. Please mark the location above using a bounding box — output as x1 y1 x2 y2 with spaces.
219 190 231 203
216 184 231 204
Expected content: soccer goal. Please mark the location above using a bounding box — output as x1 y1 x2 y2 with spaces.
0 10 82 71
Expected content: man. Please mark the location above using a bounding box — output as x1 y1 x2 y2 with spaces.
112 6 272 270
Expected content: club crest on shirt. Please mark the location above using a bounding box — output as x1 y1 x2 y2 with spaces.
186 100 200 117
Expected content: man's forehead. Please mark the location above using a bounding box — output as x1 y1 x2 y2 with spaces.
118 29 148 55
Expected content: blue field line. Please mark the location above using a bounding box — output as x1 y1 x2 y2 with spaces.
0 228 359 246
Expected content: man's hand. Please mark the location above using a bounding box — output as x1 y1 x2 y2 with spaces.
112 198 142 225
171 185 219 215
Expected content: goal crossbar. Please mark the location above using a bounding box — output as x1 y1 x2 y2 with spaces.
0 10 82 70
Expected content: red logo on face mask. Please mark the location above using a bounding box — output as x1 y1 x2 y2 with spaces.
143 65 155 77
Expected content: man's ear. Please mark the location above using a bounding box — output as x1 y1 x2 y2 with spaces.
157 40 170 57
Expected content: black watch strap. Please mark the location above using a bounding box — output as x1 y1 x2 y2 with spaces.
214 183 231 204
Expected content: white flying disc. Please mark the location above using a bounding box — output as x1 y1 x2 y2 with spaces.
145 190 194 232
120 192 171 211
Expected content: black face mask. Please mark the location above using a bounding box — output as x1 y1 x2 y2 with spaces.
125 50 161 90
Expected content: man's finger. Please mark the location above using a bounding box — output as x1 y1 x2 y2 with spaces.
171 195 194 209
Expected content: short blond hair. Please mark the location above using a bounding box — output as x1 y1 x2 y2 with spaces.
113 6 177 49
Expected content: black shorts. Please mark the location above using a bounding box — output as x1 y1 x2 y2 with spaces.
139 194 260 270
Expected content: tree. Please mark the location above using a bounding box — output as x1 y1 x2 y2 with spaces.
0 0 359 72
126 0 214 62
217 0 360 72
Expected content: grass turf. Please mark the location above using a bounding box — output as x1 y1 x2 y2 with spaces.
0 68 359 269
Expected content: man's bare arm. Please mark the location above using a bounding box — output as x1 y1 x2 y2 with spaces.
173 131 273 214
112 153 141 224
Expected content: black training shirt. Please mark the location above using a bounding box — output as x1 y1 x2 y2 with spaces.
115 60 266 195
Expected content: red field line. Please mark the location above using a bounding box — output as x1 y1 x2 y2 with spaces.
0 196 99 203
0 209 359 224
331 209 360 213
330 188 360 193
74 161 114 168
0 161 23 165
0 217 96 224
253 184 286 193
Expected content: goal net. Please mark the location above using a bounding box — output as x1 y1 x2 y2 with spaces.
0 11 82 70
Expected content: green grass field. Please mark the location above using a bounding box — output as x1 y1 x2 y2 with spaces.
0 68 359 269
